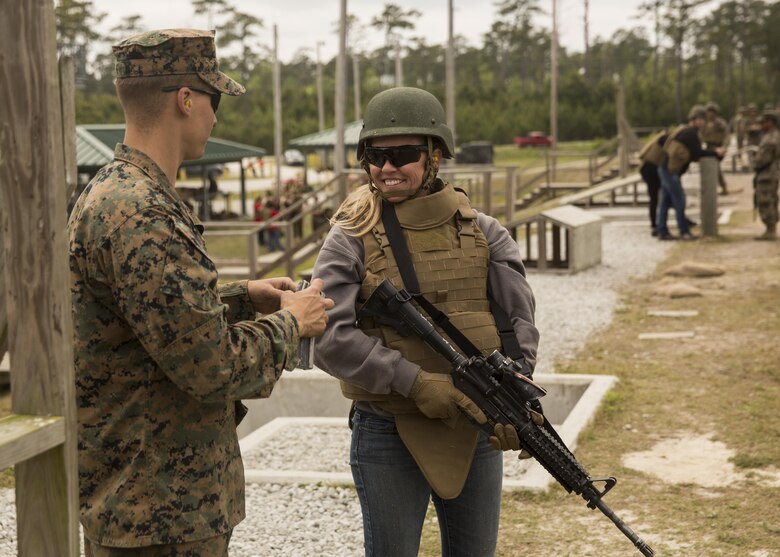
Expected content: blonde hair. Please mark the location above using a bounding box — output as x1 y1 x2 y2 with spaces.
330 184 382 237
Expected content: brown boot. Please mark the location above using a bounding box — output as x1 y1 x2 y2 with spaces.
754 225 777 241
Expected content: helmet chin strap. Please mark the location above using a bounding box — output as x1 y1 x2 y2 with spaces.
365 137 439 202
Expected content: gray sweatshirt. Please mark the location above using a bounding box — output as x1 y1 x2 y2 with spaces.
312 212 539 398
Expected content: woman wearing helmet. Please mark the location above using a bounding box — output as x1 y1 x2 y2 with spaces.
313 87 538 556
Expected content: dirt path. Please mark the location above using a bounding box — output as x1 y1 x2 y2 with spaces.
423 170 780 557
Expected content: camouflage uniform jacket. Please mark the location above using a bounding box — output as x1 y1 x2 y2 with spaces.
68 144 300 547
753 128 780 182
701 116 729 147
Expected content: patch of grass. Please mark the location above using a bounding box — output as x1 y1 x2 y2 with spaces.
0 468 13 489
732 454 775 469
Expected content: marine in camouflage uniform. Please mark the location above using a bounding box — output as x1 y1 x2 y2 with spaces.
701 102 730 194
69 29 331 556
752 112 780 240
745 103 763 147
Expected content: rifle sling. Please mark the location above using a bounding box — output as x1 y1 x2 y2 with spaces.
381 201 523 360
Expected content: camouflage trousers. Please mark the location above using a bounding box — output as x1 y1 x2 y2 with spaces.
755 178 779 226
85 531 231 557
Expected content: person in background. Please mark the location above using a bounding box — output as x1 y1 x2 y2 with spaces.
701 102 730 195
656 105 727 241
751 112 780 241
68 29 333 556
745 103 763 147
313 87 539 557
637 128 668 236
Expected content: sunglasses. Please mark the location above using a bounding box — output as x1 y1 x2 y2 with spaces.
364 145 428 168
161 85 221 113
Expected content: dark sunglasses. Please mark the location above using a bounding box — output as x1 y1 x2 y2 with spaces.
364 145 428 168
161 85 221 113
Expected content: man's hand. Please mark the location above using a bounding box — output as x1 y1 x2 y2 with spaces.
279 278 334 337
409 370 487 424
247 277 297 314
715 146 727 158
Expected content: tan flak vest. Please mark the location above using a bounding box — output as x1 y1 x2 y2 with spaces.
639 131 666 166
662 124 691 175
343 184 502 499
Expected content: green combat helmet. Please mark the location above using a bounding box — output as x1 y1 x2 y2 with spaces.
688 104 707 121
357 87 455 161
358 87 455 200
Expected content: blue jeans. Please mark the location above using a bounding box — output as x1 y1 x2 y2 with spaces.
657 166 690 236
350 410 503 557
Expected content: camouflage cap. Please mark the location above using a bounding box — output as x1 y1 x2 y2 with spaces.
705 101 719 112
759 111 778 125
113 29 245 96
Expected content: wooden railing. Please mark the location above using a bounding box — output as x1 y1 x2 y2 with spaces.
205 138 628 281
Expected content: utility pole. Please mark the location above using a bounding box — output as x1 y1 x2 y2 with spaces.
550 0 559 172
335 0 348 199
352 50 361 121
394 41 403 87
445 0 456 146
273 24 283 201
583 0 590 79
316 41 325 132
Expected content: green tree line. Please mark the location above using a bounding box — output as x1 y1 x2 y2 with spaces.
57 0 780 149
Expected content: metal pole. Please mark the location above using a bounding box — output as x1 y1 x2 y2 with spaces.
699 157 719 237
273 24 283 202
446 0 456 146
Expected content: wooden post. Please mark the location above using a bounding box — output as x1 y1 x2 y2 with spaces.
699 157 719 237
483 171 493 216
248 230 258 280
0 220 6 360
616 84 629 178
537 219 547 271
0 1 79 555
59 57 78 202
505 167 516 223
240 164 247 217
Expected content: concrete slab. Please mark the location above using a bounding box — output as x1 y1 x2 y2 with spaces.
647 310 699 317
638 331 696 340
239 372 618 492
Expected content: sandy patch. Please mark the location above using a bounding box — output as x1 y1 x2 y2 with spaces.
622 433 743 488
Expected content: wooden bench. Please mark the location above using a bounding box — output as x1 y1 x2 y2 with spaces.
509 204 602 273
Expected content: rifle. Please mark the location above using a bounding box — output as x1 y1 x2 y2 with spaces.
358 278 656 557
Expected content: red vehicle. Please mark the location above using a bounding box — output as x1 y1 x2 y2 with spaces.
513 131 552 148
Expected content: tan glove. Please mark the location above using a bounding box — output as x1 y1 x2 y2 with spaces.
489 423 533 459
409 370 487 424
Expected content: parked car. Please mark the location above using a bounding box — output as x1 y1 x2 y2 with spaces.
513 132 552 148
456 141 494 164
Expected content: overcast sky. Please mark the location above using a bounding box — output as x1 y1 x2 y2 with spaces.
89 0 668 63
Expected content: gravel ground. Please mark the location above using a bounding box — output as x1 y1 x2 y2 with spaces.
0 221 670 557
